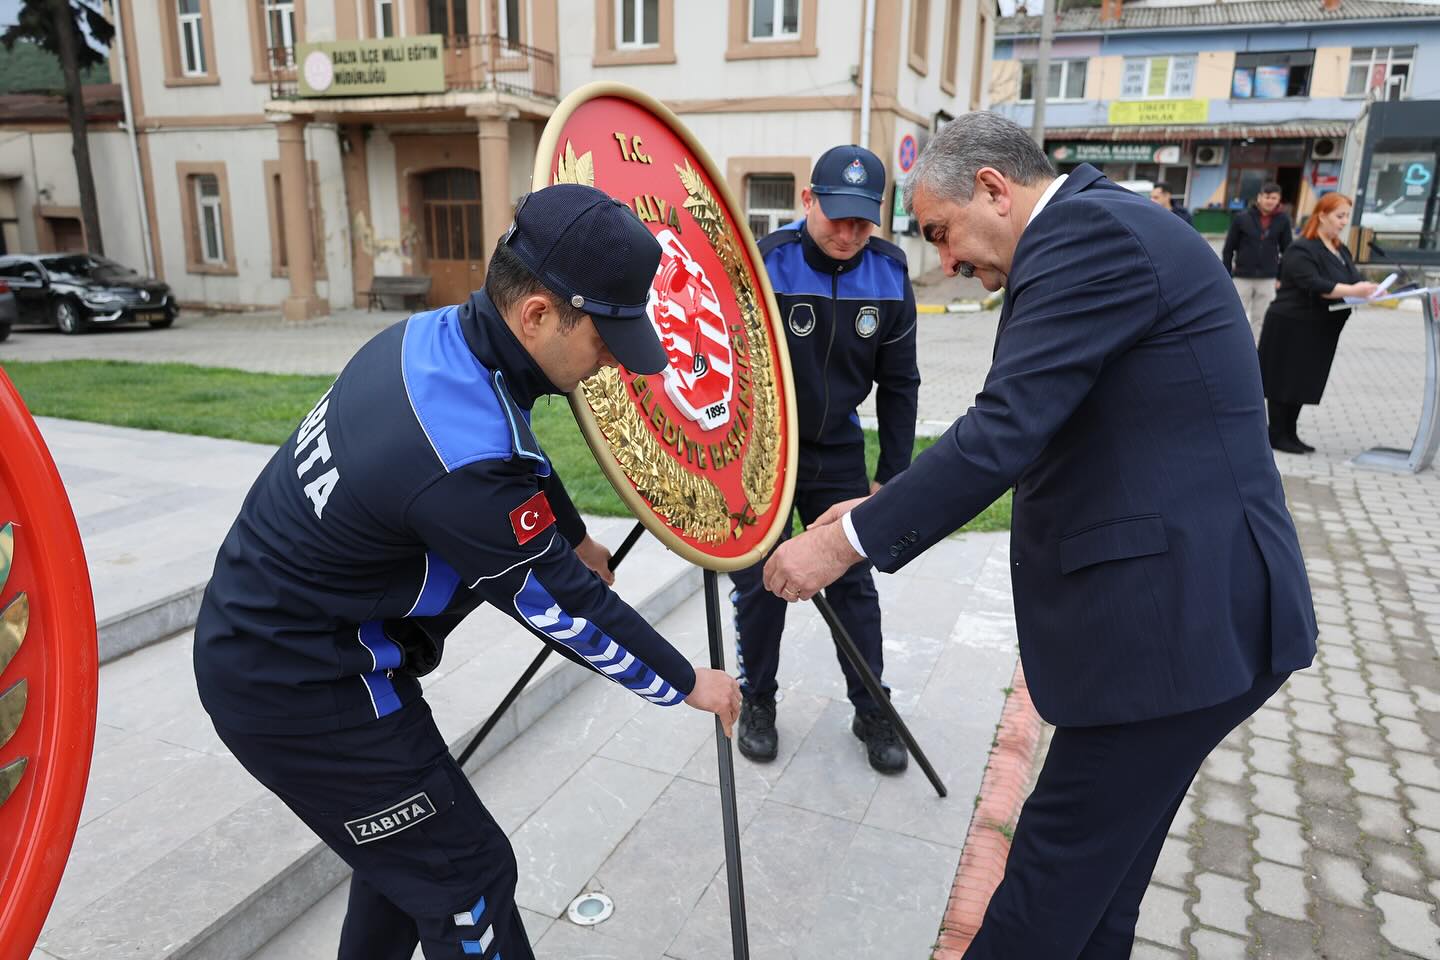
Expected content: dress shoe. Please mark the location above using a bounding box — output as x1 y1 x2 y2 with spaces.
1269 433 1308 455
737 693 778 762
852 708 908 773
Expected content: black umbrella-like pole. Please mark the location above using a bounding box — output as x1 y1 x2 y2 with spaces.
455 521 646 768
812 592 948 798
704 569 751 960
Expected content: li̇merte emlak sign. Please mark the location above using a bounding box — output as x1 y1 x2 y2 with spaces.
298 36 445 98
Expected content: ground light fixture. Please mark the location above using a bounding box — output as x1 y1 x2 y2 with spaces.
567 891 615 926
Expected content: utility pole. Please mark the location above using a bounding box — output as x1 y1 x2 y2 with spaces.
1030 0 1053 148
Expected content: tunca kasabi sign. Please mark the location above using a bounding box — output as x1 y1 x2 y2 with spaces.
535 83 798 572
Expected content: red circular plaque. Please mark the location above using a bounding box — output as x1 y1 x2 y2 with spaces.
0 368 98 956
537 83 797 572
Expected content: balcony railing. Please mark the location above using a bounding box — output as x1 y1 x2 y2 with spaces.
268 34 557 103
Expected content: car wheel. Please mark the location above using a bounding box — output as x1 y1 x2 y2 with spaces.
52 299 87 336
0 325 9 343
147 315 174 330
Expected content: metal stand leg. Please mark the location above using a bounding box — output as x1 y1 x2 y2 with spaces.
454 522 647 768
812 594 949 799
1352 286 1440 474
703 569 751 960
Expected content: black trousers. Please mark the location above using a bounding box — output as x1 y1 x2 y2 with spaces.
213 700 533 960
965 671 1289 960
728 471 887 711
1267 399 1303 441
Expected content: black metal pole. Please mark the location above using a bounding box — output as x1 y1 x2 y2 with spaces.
812 593 948 798
455 522 646 767
703 569 751 960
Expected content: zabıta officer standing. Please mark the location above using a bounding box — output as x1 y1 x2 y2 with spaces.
730 144 920 773
193 184 741 960
762 113 1316 959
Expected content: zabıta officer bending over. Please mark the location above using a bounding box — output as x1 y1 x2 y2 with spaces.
193 184 741 960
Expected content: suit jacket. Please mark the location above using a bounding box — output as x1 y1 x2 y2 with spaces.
851 164 1316 726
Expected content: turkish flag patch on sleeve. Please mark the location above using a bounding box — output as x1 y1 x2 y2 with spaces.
509 490 556 545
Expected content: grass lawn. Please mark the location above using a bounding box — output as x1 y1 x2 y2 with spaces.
4 358 1010 533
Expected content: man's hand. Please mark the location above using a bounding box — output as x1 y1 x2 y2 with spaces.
811 495 869 530
686 667 742 737
869 480 883 495
574 534 615 585
763 519 862 602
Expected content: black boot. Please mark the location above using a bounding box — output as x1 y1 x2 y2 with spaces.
737 693 778 762
1267 400 1309 455
851 708 908 774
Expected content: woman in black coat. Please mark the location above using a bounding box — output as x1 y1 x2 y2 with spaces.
1257 192 1378 454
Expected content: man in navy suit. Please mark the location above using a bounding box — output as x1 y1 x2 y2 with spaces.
762 113 1316 958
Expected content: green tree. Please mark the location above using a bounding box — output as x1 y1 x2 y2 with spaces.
2 1 115 254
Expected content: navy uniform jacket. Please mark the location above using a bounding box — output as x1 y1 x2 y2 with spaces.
760 220 919 482
195 290 696 734
851 164 1316 726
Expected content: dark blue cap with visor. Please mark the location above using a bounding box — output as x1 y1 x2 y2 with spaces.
500 183 668 375
810 145 886 225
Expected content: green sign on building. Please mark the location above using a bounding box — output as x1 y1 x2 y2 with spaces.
298 36 445 98
1049 143 1182 165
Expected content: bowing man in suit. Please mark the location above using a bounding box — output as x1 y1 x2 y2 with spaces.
761 112 1317 958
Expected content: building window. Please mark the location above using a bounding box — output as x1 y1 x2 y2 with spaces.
909 0 930 72
1121 55 1196 99
941 0 960 93
746 175 795 238
1347 46 1414 98
194 175 225 265
262 0 295 67
264 159 327 279
1020 59 1087 102
427 0 468 35
1232 50 1312 99
618 0 659 47
374 0 394 36
750 0 798 40
177 0 207 76
497 0 521 43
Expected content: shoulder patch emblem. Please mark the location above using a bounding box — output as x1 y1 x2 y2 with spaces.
509 490 555 545
856 305 880 338
787 302 817 338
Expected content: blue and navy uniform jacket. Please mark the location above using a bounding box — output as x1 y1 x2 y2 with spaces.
760 220 920 483
194 289 697 735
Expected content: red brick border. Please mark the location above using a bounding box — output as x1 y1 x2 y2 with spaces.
932 662 1045 958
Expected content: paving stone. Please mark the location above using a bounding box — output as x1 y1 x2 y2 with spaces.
1249 737 1294 778
1204 746 1247 786
1347 756 1401 800
1369 663 1409 693
1406 786 1440 832
1253 813 1306 867
1384 717 1434 753
1295 731 1343 768
1362 837 1427 898
1291 700 1338 736
1151 835 1193 889
1324 666 1368 698
1286 672 1330 704
1135 884 1190 948
1303 803 1364 857
1195 821 1254 881
1201 780 1251 827
1374 891 1440 959
1332 693 1380 727
1312 851 1369 909
1193 871 1251 936
1376 688 1422 721
1316 902 1390 960
1337 721 1390 762
1356 794 1415 847
1296 763 1355 812
1130 943 1185 960
1252 772 1303 820
1416 828 1440 876
1254 861 1310 921
1397 751 1440 791
1189 927 1251 960
1169 789 1199 840
1247 706 1293 743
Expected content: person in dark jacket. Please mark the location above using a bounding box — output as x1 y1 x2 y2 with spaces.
729 144 920 774
1223 183 1293 342
1149 183 1193 225
1258 192 1378 455
193 184 741 960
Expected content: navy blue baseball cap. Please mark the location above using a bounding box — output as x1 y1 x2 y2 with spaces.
501 183 667 375
810 145 886 225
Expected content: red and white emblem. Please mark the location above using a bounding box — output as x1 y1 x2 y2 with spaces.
509 490 555 545
647 229 733 432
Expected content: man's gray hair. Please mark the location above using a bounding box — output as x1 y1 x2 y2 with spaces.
903 112 1056 214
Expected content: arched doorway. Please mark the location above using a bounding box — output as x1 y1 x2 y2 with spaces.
420 167 483 306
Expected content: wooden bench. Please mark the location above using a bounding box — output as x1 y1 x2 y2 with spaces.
362 275 432 311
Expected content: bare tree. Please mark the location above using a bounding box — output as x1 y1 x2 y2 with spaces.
2 0 115 254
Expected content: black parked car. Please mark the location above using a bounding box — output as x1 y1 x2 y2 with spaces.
0 253 177 335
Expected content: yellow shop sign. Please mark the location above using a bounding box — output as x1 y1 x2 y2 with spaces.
1108 100 1209 126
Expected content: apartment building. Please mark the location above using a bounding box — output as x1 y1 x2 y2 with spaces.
0 0 995 316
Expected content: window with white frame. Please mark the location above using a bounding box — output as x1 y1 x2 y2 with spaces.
750 0 798 41
746 175 796 238
177 0 207 76
194 175 225 265
263 0 295 67
497 0 521 43
1020 59 1087 102
617 0 659 47
1347 47 1414 98
1120 55 1196 99
374 0 395 37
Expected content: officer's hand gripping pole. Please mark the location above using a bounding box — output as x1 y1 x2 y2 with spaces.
454 521 646 768
812 593 948 798
704 569 751 960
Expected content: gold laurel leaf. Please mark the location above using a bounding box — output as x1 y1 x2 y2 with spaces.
0 592 26 679
0 679 25 753
0 523 11 596
0 756 27 809
554 140 596 187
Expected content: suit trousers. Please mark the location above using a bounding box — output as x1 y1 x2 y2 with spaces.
1233 277 1278 344
728 471 888 712
965 670 1290 960
213 700 533 960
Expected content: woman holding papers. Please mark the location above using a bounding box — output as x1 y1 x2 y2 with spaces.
1258 192 1378 454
